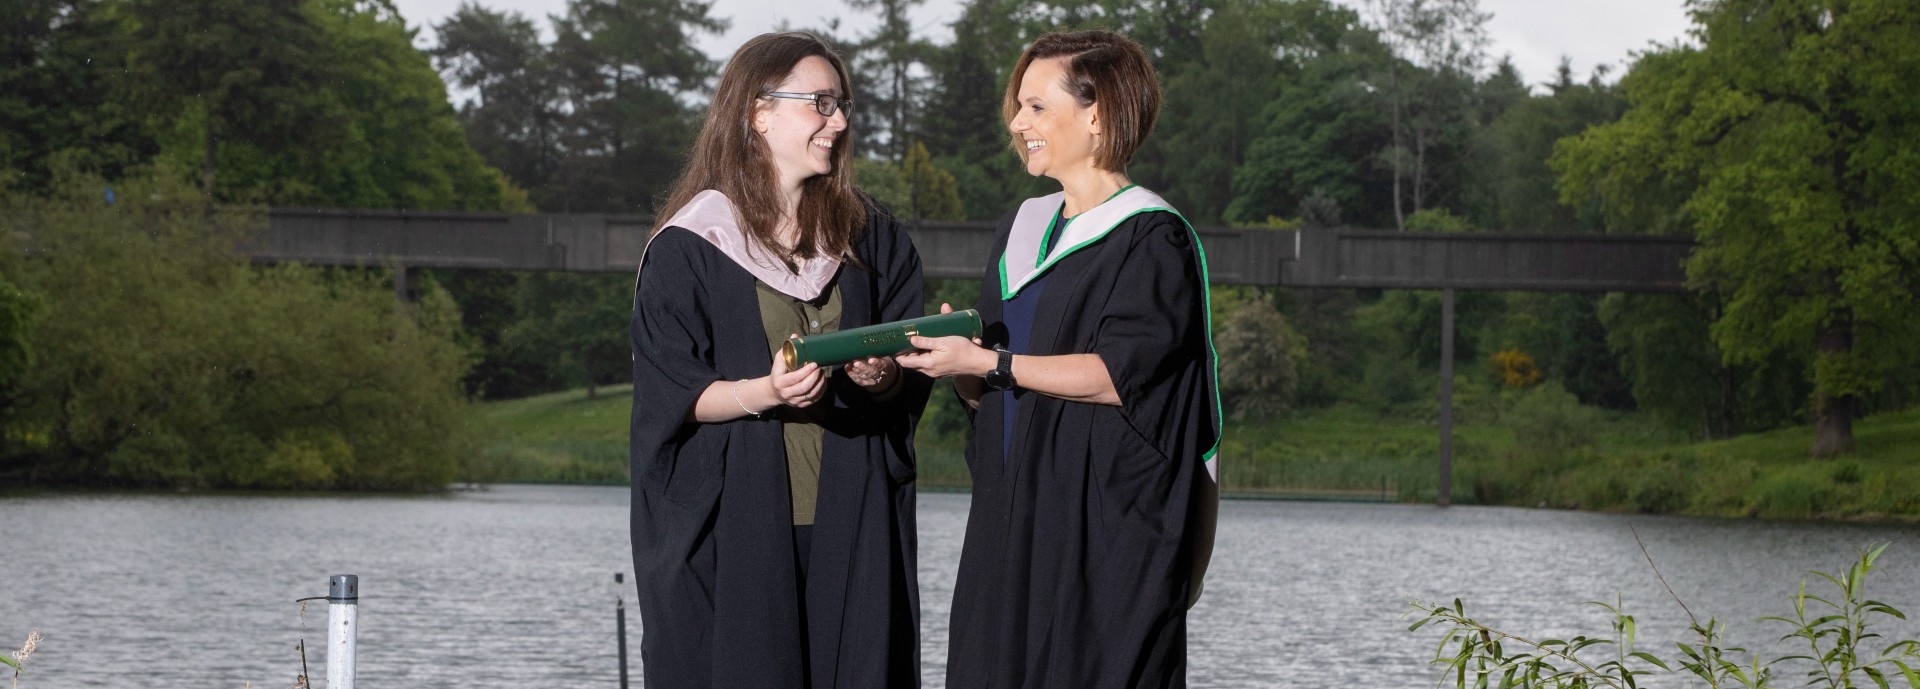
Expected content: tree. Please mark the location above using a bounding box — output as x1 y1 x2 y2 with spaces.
1360 0 1490 229
432 3 564 197
0 0 154 191
900 142 963 221
121 0 523 211
1153 0 1370 222
311 0 528 210
844 0 933 162
122 0 342 201
1555 0 1920 456
1461 58 1623 233
918 0 1044 219
544 0 724 214
1227 6 1397 227
500 272 631 399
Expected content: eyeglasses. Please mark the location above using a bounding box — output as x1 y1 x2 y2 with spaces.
764 91 852 117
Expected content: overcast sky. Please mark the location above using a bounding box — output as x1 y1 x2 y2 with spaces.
390 0 1695 92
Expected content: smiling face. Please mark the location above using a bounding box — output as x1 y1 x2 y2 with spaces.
753 56 848 191
1008 56 1102 181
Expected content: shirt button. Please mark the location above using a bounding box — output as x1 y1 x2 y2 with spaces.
809 320 819 328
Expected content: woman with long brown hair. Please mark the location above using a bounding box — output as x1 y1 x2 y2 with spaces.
628 32 930 688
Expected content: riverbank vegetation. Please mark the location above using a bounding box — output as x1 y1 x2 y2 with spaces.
466 383 1920 521
0 169 477 489
1412 543 1920 687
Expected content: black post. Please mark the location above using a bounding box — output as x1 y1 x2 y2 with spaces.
616 572 629 689
1438 288 1455 507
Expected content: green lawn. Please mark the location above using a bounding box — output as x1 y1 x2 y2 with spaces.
467 387 1920 520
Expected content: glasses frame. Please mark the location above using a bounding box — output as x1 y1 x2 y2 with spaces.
763 91 852 118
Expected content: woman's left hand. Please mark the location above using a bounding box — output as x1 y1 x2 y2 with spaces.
843 355 898 393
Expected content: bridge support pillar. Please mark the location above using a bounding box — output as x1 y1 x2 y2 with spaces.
393 264 415 303
1438 288 1455 507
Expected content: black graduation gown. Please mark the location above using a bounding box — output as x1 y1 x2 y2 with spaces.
629 208 931 689
946 210 1218 689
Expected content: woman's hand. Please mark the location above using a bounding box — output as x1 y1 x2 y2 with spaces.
897 335 992 378
844 355 900 394
897 303 991 378
770 338 827 408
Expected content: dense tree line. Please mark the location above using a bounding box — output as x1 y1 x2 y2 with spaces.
438 0 1914 456
0 0 518 487
3 0 1913 484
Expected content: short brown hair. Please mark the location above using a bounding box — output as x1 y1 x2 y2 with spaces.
1003 30 1161 172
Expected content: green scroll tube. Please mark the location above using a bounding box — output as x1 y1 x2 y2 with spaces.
782 309 982 369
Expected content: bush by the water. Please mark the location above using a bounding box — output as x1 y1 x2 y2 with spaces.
0 168 474 489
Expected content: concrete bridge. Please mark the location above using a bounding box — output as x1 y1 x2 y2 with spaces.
255 207 1693 292
253 207 1697 507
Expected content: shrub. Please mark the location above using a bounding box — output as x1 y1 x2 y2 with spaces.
1509 382 1607 459
1412 543 1920 688
2 166 472 489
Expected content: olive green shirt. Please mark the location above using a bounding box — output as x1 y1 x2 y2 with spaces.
756 280 841 525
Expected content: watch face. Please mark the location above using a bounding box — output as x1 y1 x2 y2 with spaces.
985 369 1014 390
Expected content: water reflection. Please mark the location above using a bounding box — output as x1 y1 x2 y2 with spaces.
1 486 1914 687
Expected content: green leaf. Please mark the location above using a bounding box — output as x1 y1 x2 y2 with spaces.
0 655 18 670
1630 652 1671 670
1889 659 1919 688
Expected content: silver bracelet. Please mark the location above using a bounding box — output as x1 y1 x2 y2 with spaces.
732 379 762 418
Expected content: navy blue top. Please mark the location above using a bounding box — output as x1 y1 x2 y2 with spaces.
1000 207 1067 467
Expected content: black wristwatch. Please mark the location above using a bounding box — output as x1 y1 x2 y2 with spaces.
984 346 1016 391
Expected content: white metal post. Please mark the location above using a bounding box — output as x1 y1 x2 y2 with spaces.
328 574 358 689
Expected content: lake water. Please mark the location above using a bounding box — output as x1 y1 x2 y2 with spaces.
2 485 1917 687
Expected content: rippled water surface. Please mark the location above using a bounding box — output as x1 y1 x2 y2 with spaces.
3 485 1917 687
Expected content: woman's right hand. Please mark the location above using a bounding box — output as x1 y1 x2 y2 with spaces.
896 303 991 379
770 336 827 408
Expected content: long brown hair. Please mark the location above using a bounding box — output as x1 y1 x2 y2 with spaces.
655 32 864 266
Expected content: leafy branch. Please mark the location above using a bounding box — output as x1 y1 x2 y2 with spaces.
1410 543 1920 689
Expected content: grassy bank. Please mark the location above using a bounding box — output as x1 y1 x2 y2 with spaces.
466 386 1920 520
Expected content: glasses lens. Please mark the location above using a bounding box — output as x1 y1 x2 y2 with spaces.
815 95 838 117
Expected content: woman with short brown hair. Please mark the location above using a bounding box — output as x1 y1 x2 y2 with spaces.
899 28 1222 688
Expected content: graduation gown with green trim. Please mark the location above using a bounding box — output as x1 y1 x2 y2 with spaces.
946 187 1222 689
629 191 932 689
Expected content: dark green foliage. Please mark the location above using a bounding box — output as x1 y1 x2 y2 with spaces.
1508 382 1605 459
1601 292 1806 439
539 0 721 214
1223 1 1396 226
109 0 525 210
430 269 556 400
0 270 37 444
0 0 155 191
431 4 563 201
1462 60 1623 233
1556 0 1920 456
1213 289 1303 421
1278 287 1367 409
0 168 473 489
1484 293 1632 410
500 272 632 399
